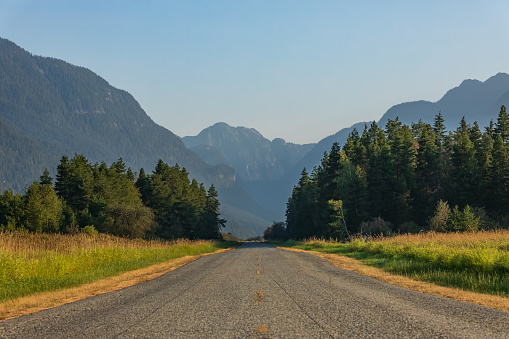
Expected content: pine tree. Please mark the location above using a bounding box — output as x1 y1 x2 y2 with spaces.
494 105 509 144
199 185 225 239
39 169 53 186
413 124 440 225
487 135 509 212
433 112 446 147
55 154 93 215
451 128 480 207
25 181 63 233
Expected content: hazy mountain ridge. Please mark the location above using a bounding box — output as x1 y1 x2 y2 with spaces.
191 74 509 221
0 37 272 238
182 122 315 182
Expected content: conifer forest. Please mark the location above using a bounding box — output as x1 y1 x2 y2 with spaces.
266 107 509 240
0 156 225 239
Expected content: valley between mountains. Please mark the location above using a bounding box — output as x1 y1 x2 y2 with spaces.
2 36 509 238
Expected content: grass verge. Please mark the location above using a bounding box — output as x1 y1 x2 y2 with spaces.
271 231 509 311
0 231 239 320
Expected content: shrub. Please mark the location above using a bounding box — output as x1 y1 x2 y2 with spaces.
429 200 450 232
398 221 420 234
360 217 392 235
99 203 154 238
447 205 479 232
81 225 99 237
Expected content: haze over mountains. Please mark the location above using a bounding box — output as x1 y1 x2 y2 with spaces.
0 37 272 239
1 36 508 238
187 73 509 220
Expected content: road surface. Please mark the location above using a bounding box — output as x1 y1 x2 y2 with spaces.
1 242 508 338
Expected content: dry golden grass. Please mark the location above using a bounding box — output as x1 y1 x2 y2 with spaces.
0 246 233 321
367 230 509 246
278 246 509 312
0 231 207 253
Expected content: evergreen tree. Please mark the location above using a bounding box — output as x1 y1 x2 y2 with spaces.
488 135 509 213
433 112 446 147
494 105 509 144
451 127 480 207
413 123 439 225
55 154 93 214
199 185 225 239
0 189 26 230
25 181 63 233
285 168 316 239
39 169 53 186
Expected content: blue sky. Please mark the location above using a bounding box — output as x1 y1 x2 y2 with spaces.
1 1 508 144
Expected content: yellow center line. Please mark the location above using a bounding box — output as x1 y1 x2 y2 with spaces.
254 290 264 302
255 325 270 338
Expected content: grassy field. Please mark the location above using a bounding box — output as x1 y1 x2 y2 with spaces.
0 231 238 302
274 231 509 297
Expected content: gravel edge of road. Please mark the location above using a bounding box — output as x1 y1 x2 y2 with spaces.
0 247 236 322
275 245 509 313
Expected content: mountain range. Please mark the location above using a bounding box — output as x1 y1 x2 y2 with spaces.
0 37 273 239
2 36 509 238
186 73 509 221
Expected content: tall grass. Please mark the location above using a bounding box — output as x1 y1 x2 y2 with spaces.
0 231 236 301
277 231 509 297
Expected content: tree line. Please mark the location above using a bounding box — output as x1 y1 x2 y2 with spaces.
0 155 225 239
265 106 509 240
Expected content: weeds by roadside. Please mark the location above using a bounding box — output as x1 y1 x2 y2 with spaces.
0 231 238 301
271 231 509 297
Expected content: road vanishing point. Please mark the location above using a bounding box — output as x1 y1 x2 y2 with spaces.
1 242 508 338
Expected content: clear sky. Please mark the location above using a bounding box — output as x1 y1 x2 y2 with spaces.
1 1 508 144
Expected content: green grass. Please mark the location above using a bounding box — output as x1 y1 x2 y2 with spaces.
271 231 509 297
0 231 239 301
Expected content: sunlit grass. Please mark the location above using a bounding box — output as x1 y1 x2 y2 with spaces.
0 231 238 301
273 230 509 297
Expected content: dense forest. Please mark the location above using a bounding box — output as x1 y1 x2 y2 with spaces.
265 106 509 240
0 155 225 239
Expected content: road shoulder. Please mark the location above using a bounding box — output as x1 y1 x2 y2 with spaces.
0 247 234 321
275 246 509 313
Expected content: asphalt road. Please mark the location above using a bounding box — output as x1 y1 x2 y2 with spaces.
1 242 508 338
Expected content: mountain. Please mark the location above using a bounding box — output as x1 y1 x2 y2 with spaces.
182 123 315 217
182 122 314 182
379 73 509 129
272 73 509 219
0 37 269 238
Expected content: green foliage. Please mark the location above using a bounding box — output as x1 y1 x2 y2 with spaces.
81 225 99 236
276 231 509 296
429 200 451 232
263 221 287 240
0 155 226 240
0 231 236 301
0 189 26 231
25 181 63 233
447 205 479 232
284 110 509 240
429 200 479 233
360 217 392 236
99 203 154 238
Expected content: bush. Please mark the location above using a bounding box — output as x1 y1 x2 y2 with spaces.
360 217 392 235
99 203 154 238
81 225 98 236
447 205 479 232
398 221 420 234
429 200 450 232
430 201 480 232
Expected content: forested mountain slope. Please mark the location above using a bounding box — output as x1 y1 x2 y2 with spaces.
0 37 269 238
275 73 509 219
